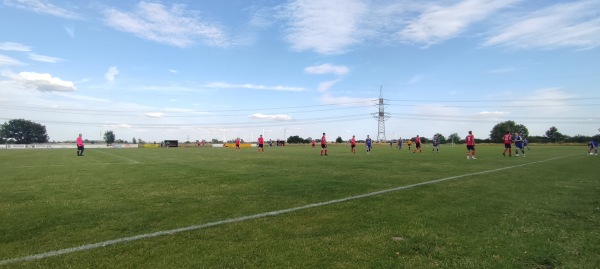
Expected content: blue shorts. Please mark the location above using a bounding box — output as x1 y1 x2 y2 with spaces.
515 143 523 149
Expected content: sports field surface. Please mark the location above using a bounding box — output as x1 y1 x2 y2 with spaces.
1 144 598 268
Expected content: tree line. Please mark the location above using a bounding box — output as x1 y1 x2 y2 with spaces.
1 119 598 144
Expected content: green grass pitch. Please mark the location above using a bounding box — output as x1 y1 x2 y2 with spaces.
0 144 598 268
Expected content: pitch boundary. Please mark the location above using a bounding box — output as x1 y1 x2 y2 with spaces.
0 154 581 266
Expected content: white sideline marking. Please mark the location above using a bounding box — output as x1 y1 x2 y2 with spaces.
10 163 125 168
0 154 580 266
94 150 140 164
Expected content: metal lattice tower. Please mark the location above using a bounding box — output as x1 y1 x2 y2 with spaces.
372 86 391 142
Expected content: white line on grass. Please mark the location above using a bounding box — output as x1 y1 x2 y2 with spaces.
10 163 129 168
94 150 140 164
0 154 580 266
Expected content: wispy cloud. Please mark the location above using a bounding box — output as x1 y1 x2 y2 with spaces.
0 55 25 66
29 53 63 63
484 0 600 50
0 42 32 51
414 104 461 117
52 92 110 102
281 0 368 54
486 67 515 74
204 82 305 92
3 0 81 19
398 0 520 47
103 1 229 48
317 79 341 93
249 113 292 121
517 88 574 114
64 25 75 38
103 123 133 129
407 74 423 84
319 93 375 106
105 66 119 82
304 63 349 75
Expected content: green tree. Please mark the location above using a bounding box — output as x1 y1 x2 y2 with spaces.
433 133 447 144
132 137 137 144
104 130 116 144
287 135 305 144
447 133 460 144
0 119 49 143
336 136 343 143
545 126 564 142
490 120 529 143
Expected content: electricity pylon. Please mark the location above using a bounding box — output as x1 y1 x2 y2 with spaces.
372 86 391 142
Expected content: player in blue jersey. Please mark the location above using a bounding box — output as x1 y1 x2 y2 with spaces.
397 137 402 150
365 135 372 154
514 132 525 157
588 140 598 155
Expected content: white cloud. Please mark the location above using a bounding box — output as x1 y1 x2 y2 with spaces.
168 69 178 73
145 112 164 118
204 82 305 92
105 66 119 82
3 0 80 19
281 0 368 54
29 53 63 63
0 42 32 51
249 113 292 121
0 55 24 66
304 64 349 75
476 111 510 117
13 71 75 92
103 2 229 48
398 0 519 46
484 0 600 50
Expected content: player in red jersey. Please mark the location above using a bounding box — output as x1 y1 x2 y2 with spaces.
502 131 512 157
413 135 422 153
311 139 316 149
350 135 356 154
235 137 241 151
466 131 476 159
320 133 328 156
257 135 264 152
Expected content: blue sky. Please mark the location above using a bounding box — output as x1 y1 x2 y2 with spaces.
1 0 599 143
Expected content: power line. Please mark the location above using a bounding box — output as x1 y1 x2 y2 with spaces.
388 97 600 103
